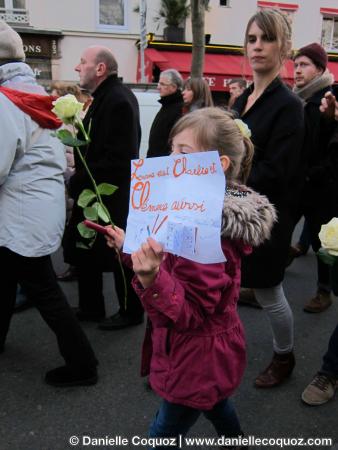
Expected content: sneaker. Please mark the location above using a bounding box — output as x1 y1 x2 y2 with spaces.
45 365 98 387
255 352 295 388
301 373 337 405
238 288 262 309
303 290 332 313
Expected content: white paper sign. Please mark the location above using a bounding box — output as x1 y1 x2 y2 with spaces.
124 151 226 264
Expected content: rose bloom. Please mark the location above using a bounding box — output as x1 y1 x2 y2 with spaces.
319 218 338 256
234 119 251 139
52 94 83 124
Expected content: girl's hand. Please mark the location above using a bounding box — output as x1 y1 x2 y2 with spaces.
320 92 338 121
105 225 125 251
131 237 164 288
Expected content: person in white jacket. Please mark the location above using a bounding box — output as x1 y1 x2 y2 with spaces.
0 20 98 387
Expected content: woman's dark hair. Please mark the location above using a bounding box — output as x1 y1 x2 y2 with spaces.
183 77 214 109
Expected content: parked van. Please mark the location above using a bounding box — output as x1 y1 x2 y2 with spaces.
132 90 160 158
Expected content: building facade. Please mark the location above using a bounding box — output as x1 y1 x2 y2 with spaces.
1 0 338 87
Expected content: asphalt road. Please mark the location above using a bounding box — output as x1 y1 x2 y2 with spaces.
1 228 337 450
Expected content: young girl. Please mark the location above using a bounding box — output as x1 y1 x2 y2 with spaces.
106 108 276 448
233 8 304 387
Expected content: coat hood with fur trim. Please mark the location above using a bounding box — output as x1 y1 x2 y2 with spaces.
221 183 277 248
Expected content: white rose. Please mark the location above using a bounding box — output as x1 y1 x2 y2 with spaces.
234 119 252 139
52 94 84 124
319 218 338 256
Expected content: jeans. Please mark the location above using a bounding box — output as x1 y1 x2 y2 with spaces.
149 398 242 449
320 325 338 379
0 247 97 370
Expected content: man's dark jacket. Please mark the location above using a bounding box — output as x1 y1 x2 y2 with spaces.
301 86 336 209
64 74 141 270
147 90 183 157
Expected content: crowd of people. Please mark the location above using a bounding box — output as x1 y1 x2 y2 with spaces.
0 7 337 449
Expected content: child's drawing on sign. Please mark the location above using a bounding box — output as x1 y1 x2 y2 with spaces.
165 222 197 257
151 214 168 235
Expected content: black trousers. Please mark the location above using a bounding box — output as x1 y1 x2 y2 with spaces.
0 247 97 370
303 205 332 291
77 259 144 318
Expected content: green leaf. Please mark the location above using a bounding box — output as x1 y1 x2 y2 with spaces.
92 201 110 223
55 129 87 147
78 189 96 208
83 206 99 220
97 183 119 196
317 248 337 266
77 222 96 239
97 203 110 223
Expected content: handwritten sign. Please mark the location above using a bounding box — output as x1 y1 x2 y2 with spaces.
124 151 226 264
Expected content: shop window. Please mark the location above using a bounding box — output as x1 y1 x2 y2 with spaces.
96 0 128 32
322 16 338 52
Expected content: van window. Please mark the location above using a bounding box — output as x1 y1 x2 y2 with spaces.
133 91 160 158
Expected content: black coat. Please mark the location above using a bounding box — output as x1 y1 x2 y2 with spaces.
64 75 141 270
301 87 337 209
233 77 305 287
147 91 183 157
326 123 338 215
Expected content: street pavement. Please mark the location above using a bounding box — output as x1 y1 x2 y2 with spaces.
1 228 337 450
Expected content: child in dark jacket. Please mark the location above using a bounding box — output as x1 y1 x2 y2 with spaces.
106 108 276 449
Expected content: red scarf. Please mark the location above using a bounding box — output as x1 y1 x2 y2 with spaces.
0 86 62 129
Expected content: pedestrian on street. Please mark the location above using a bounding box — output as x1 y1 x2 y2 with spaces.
301 94 338 405
233 8 305 388
290 43 336 313
105 107 276 448
146 69 184 157
182 77 214 113
0 20 98 387
227 78 247 110
63 46 144 330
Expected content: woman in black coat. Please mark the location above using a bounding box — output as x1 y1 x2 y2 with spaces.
233 9 304 388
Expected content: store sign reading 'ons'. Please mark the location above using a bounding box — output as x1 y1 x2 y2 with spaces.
21 36 58 58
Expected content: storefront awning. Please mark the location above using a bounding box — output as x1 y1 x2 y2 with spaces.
137 48 338 91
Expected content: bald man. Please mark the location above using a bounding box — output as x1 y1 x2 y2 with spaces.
63 46 144 330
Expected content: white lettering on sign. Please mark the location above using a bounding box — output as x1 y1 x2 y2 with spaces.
23 44 42 54
33 68 42 77
51 40 57 56
204 77 216 87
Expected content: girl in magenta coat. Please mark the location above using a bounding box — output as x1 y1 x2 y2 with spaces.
106 108 276 448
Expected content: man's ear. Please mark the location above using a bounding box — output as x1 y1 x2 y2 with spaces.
96 62 106 76
220 155 230 173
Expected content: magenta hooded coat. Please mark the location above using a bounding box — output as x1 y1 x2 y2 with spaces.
127 184 276 410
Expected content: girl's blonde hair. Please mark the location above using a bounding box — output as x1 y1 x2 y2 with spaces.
169 107 254 184
244 8 292 65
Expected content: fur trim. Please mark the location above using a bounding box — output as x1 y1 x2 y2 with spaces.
221 184 277 247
